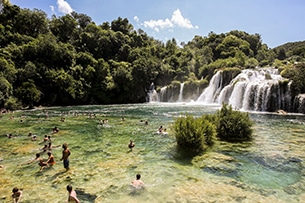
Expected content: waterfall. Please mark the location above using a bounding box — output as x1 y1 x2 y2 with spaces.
148 82 159 102
178 83 185 102
197 71 223 103
148 89 159 102
198 68 292 112
159 86 169 102
147 68 296 113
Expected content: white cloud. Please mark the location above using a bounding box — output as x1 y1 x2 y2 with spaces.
134 16 139 22
50 5 55 15
142 9 198 32
57 0 73 14
171 9 194 29
144 18 173 32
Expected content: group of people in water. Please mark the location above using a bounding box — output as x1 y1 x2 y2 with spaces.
5 120 72 202
2 111 169 202
11 184 80 203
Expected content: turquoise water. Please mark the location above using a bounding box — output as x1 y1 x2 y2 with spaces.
1 103 305 202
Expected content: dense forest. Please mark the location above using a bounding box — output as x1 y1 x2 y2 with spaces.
0 2 305 110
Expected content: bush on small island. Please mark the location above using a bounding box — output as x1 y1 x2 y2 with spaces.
215 104 253 142
173 104 253 156
173 115 216 156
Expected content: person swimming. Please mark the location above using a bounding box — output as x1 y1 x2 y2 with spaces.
131 174 145 190
66 185 80 203
128 140 135 150
12 187 23 203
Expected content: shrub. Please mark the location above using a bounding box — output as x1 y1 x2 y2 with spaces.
215 104 253 142
173 104 253 157
4 97 22 110
173 115 216 156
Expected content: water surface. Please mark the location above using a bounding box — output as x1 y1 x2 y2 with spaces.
0 103 305 202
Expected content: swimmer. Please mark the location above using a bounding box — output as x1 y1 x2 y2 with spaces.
48 142 61 150
12 187 22 203
19 153 41 166
131 174 144 189
66 185 80 203
43 135 49 142
52 126 59 133
158 125 164 133
128 140 135 150
31 135 37 141
38 159 48 171
40 144 49 152
7 133 15 138
46 152 56 166
162 128 168 135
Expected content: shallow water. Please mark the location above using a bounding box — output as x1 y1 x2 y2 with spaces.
1 103 305 202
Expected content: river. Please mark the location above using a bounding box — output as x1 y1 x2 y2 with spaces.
0 102 305 202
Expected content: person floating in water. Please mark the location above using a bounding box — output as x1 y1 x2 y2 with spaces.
43 135 49 142
66 185 80 203
60 143 71 171
31 135 37 141
12 187 22 203
131 174 145 190
128 140 135 151
19 153 41 166
40 144 49 153
7 133 15 138
52 126 59 133
158 125 164 133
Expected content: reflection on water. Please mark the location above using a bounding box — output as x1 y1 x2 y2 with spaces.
0 103 305 202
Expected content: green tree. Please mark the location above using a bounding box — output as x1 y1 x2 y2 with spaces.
49 14 77 42
216 34 252 58
0 57 17 83
0 76 12 106
14 8 48 37
15 79 40 108
90 59 115 103
174 115 216 156
110 17 133 35
71 11 92 29
290 63 305 94
215 104 253 142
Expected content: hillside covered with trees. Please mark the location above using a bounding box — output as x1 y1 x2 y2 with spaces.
0 2 305 109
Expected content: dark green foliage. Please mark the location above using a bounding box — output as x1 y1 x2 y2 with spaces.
215 104 253 142
173 104 253 156
14 79 40 108
0 3 304 108
173 115 216 156
273 41 305 61
4 96 21 110
290 63 305 95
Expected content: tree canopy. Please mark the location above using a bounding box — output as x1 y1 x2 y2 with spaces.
0 2 304 109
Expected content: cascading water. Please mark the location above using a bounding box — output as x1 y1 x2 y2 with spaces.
197 68 292 112
148 82 159 102
148 67 296 113
197 71 223 103
178 83 184 102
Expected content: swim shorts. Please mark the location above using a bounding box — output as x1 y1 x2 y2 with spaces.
63 159 69 169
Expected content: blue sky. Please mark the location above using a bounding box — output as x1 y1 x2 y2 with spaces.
9 0 305 48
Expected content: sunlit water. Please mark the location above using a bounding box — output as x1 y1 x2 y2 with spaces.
1 103 305 202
